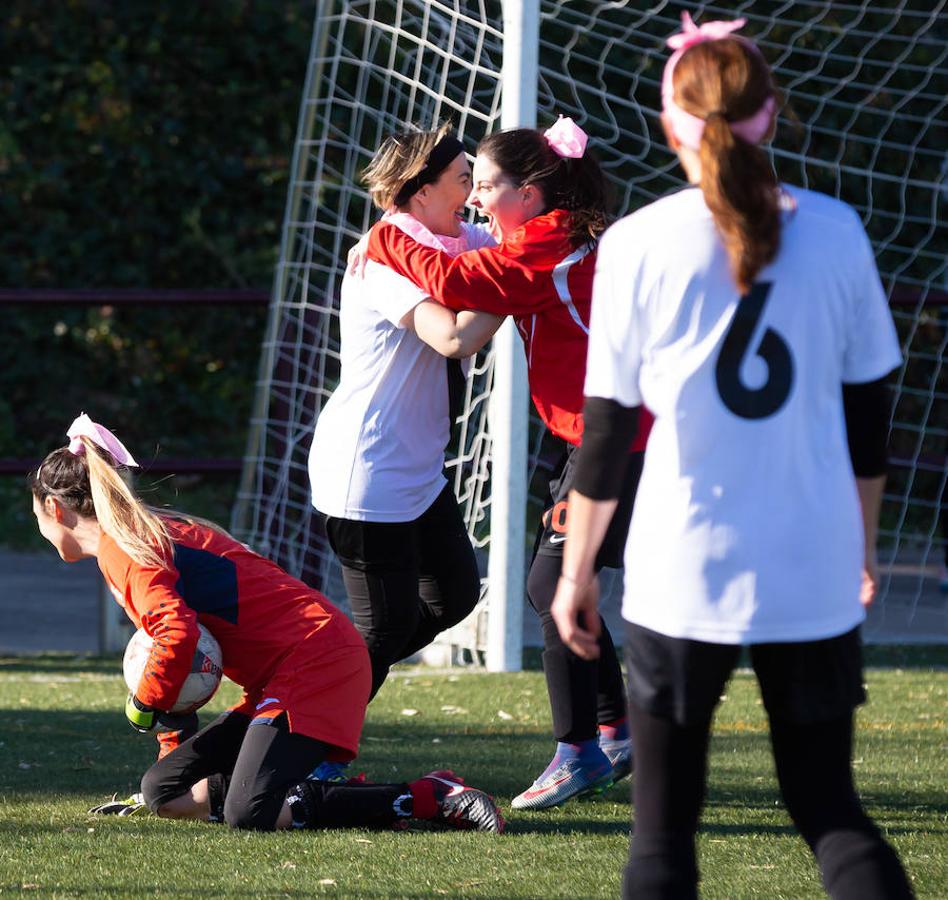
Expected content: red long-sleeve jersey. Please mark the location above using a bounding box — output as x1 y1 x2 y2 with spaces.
366 209 652 449
98 519 343 714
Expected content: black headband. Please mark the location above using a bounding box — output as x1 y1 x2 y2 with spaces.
393 135 466 207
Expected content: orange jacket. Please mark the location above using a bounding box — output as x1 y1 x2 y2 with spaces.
98 519 341 713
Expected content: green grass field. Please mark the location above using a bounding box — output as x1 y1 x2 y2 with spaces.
0 655 944 898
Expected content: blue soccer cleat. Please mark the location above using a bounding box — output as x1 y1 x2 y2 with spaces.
599 736 634 785
307 760 351 783
511 754 613 810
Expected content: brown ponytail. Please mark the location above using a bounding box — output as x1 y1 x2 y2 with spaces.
30 439 172 569
672 39 780 294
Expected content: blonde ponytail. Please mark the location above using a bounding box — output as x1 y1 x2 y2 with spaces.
32 432 243 568
79 438 172 568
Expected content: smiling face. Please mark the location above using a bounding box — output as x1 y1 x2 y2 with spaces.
468 153 544 240
408 151 472 237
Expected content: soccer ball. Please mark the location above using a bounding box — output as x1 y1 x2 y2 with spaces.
123 624 223 714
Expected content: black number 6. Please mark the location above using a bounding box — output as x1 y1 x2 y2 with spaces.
715 282 794 420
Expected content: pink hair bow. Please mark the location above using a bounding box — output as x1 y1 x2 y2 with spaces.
544 116 588 159
662 12 774 151
666 11 746 51
67 413 139 467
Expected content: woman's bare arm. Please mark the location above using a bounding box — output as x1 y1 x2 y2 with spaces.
402 301 504 358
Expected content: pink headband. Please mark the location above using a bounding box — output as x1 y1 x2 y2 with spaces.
67 413 139 467
661 12 775 151
544 115 588 158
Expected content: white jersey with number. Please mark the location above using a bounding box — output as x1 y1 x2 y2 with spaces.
585 186 901 643
309 219 493 522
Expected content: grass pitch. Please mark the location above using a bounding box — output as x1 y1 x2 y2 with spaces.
0 653 944 898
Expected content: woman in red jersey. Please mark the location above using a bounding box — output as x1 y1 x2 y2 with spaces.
365 119 653 810
29 414 503 833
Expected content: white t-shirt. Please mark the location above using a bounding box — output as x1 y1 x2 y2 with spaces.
585 186 902 643
309 219 493 522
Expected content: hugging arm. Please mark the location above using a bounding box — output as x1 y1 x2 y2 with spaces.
402 301 504 358
368 221 553 315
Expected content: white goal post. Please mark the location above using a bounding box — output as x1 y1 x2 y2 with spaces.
233 1 948 663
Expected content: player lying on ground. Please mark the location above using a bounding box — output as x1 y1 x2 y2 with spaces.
362 118 651 811
550 12 912 898
30 414 504 833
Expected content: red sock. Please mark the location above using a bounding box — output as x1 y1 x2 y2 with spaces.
599 717 629 742
408 778 438 819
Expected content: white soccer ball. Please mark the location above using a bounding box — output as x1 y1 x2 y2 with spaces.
123 623 223 714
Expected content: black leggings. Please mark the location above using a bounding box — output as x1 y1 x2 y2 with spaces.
527 553 626 742
327 484 481 698
622 624 912 897
141 711 416 831
624 703 912 898
525 447 642 743
141 711 328 830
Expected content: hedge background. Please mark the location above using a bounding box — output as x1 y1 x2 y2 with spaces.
1 1 316 546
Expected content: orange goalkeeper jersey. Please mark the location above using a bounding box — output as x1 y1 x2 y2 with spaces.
97 518 348 713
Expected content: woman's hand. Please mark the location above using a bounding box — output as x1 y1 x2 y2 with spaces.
551 571 601 660
861 549 880 608
346 234 370 276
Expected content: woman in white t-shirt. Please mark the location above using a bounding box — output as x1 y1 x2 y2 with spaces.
551 14 912 899
309 124 501 711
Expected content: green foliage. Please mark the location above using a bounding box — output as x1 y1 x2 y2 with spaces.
1 2 315 539
1 1 313 287
0 661 944 897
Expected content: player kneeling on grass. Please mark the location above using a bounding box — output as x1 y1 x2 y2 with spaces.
29 414 504 834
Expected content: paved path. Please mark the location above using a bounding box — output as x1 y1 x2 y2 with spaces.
0 550 102 653
1 548 945 656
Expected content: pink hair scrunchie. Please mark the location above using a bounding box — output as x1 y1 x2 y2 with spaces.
66 413 139 467
543 115 588 159
662 12 775 151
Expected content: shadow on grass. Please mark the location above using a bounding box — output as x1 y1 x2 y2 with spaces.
0 654 120 675
4 644 945 675
0 888 477 900
502 816 631 837
4 707 943 830
0 707 596 801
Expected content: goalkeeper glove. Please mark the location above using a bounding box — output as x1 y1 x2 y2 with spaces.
125 693 198 735
88 792 146 816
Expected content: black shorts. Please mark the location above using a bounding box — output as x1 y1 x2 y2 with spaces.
624 621 866 727
535 443 643 569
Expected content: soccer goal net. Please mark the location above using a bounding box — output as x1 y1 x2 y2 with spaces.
232 0 947 658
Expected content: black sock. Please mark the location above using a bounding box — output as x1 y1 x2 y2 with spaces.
206 773 230 824
286 779 413 830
